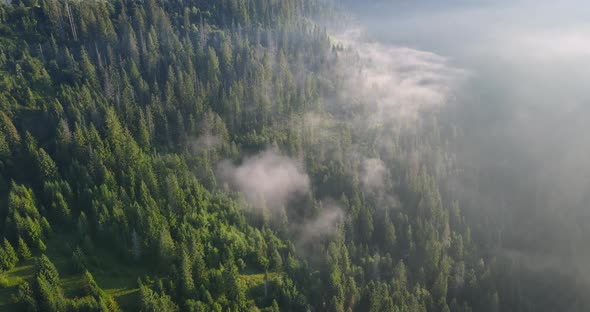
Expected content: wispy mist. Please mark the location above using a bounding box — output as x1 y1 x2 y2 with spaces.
343 0 590 284
297 200 343 246
331 28 465 124
360 157 386 193
217 149 345 247
217 149 310 211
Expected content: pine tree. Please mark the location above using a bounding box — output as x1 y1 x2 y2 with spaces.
35 254 60 287
16 281 37 311
38 239 47 253
3 239 18 267
180 250 195 298
17 237 32 260
0 246 8 271
131 230 141 261
80 47 97 87
158 229 175 267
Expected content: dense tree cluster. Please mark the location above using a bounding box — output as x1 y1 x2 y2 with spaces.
0 0 586 311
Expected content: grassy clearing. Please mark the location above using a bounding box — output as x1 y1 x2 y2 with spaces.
241 271 283 309
240 271 281 290
0 259 35 310
0 235 147 311
0 235 281 311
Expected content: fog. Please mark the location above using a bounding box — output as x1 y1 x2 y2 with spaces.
341 0 590 283
217 148 345 250
331 28 465 124
217 149 310 211
215 0 590 285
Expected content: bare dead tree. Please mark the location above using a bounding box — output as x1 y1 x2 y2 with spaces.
65 2 78 41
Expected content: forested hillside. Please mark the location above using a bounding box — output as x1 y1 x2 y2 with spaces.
0 0 586 311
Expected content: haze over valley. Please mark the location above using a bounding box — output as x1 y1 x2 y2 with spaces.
0 0 587 311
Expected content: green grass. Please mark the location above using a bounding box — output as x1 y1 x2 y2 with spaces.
0 259 35 310
0 235 148 311
240 271 283 309
50 236 146 311
90 261 145 310
0 235 282 310
240 271 281 290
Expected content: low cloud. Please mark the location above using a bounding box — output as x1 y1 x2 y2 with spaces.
189 134 221 153
217 149 347 248
342 0 590 286
217 149 310 211
297 200 344 246
331 28 465 124
361 157 387 193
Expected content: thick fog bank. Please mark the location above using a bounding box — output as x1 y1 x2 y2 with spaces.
341 0 590 282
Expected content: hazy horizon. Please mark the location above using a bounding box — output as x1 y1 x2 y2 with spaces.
342 0 590 284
